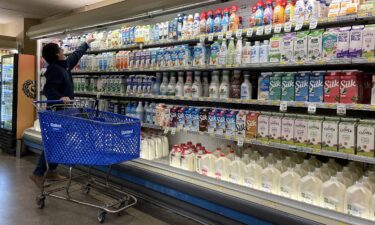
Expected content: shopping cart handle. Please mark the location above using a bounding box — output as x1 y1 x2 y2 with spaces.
33 100 64 104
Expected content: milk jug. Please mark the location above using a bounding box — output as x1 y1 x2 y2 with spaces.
294 163 308 177
321 176 346 212
244 160 263 189
261 164 282 195
301 159 315 172
213 147 222 158
227 149 236 161
250 150 261 161
345 181 372 219
195 147 206 174
283 156 296 168
300 172 323 206
199 152 217 177
280 167 301 200
161 136 169 157
265 153 277 165
327 158 342 171
314 167 330 182
148 137 158 159
257 156 268 169
153 136 163 159
241 153 250 165
308 155 322 167
140 138 150 159
336 171 353 187
320 163 337 177
215 154 231 181
170 145 182 168
275 160 288 173
342 167 357 185
229 157 246 185
361 176 375 193
348 162 364 180
181 147 196 172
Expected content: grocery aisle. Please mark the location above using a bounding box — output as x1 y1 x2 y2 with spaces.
0 153 201 225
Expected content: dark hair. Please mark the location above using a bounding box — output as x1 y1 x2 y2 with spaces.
42 43 60 64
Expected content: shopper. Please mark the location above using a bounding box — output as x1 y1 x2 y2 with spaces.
30 36 95 188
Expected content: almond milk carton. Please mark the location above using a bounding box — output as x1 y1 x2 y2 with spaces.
322 117 340 152
246 112 260 139
236 110 248 138
307 116 324 149
269 113 283 143
324 71 341 103
281 114 296 145
340 71 360 104
257 112 271 142
362 25 375 59
356 120 375 157
294 115 309 147
339 118 358 154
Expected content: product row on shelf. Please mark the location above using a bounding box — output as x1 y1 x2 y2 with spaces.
73 69 375 105
73 25 375 72
61 0 374 53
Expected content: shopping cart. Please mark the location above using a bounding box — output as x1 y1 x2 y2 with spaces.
33 99 141 223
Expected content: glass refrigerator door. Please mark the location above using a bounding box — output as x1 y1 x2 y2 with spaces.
0 56 14 130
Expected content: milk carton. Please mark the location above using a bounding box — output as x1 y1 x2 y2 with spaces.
322 117 340 152
269 113 283 143
177 107 187 129
225 110 238 137
340 71 359 104
362 25 375 59
356 120 375 157
216 110 227 135
199 108 209 132
269 73 282 101
324 71 341 103
281 114 295 145
281 32 296 63
322 29 339 60
308 29 324 62
246 112 259 139
258 73 271 101
339 118 358 154
281 73 296 102
349 25 364 58
191 108 201 132
269 34 282 63
295 72 310 102
307 116 324 149
294 31 309 62
294 115 309 147
236 110 247 138
184 108 193 130
257 112 271 142
336 27 351 58
309 71 324 103
207 109 217 134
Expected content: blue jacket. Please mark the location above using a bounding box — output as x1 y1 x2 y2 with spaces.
43 42 89 100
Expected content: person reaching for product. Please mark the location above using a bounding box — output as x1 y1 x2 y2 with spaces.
30 35 95 188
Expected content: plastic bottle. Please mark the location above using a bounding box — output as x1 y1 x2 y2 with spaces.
266 153 277 165
160 72 169 95
345 181 372 219
175 72 185 97
320 163 337 177
210 41 221 65
308 155 322 168
199 11 207 35
242 42 251 64
321 176 346 212
215 153 231 181
262 164 282 194
314 167 330 182
219 39 228 65
273 0 285 24
284 0 295 23
227 149 236 161
177 14 185 39
250 41 260 64
181 16 188 39
229 157 246 185
181 146 196 171
184 72 193 97
241 153 250 164
192 71 203 98
241 73 252 100
300 172 323 206
154 136 163 159
234 39 243 65
255 1 264 26
229 5 240 31
226 38 236 65
294 0 305 22
275 160 288 173
206 10 214 34
244 160 263 189
249 5 257 28
263 0 273 25
135 102 144 121
193 13 201 37
219 70 230 99
202 72 210 97
199 151 217 177
361 176 375 193
305 0 318 21
221 8 230 32
170 144 182 168
167 72 177 96
280 167 301 200
259 40 269 63
342 167 356 185
209 71 220 99
348 161 364 180
195 147 206 174
230 70 242 99
213 8 222 32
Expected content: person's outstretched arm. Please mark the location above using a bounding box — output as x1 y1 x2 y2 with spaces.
66 36 95 70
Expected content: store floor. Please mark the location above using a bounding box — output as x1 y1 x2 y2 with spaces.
0 153 201 225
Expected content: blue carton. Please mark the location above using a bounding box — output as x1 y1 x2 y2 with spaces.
295 72 310 102
308 71 325 102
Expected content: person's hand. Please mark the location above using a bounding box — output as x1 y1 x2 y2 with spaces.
86 34 95 44
60 97 71 104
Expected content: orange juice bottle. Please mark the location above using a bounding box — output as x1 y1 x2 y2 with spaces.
273 0 285 24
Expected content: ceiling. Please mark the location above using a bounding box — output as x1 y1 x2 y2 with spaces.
0 0 107 24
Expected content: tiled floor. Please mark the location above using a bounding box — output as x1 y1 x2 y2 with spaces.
0 153 201 225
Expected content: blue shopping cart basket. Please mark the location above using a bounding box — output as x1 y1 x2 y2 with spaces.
36 100 141 166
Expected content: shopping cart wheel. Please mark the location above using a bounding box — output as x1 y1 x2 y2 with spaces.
97 211 106 223
36 196 45 209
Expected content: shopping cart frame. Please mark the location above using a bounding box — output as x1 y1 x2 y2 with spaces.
33 100 138 223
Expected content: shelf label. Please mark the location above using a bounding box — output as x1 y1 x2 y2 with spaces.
171 128 176 135
208 33 214 41
295 20 303 31
246 28 254 37
256 26 264 36
237 138 244 147
218 32 224 40
264 25 272 35
284 22 292 32
280 101 288 112
308 103 317 114
274 24 282 33
309 18 318 30
337 104 346 115
226 31 233 39
235 29 243 38
199 35 206 43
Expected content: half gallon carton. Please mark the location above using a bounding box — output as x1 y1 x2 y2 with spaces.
295 72 310 102
281 73 296 102
281 114 296 145
309 71 325 103
269 73 282 101
294 115 309 147
340 71 359 104
362 25 375 59
339 118 358 154
322 29 339 61
356 120 375 157
336 27 351 58
294 31 309 63
308 29 324 62
236 110 248 138
258 72 271 101
324 71 341 103
307 116 324 149
246 112 260 139
322 117 340 152
349 25 364 58
269 113 283 143
281 32 296 63
257 112 271 142
269 34 282 63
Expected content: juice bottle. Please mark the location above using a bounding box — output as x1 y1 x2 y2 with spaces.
226 38 236 65
199 11 207 34
193 13 200 37
284 0 295 23
263 0 273 26
206 10 214 34
221 8 230 32
255 1 265 27
229 5 240 31
249 5 257 28
294 0 305 23
219 39 228 65
273 0 285 24
213 8 222 32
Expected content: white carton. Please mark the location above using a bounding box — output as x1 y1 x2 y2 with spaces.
339 118 358 154
362 25 375 59
281 115 295 145
294 115 308 147
322 117 340 152
336 27 351 58
308 29 324 61
269 114 283 143
307 116 323 149
356 120 375 157
257 113 271 142
349 25 364 58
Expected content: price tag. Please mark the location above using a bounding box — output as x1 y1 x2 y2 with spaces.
226 31 233 39
274 24 282 33
246 28 254 37
236 29 243 38
284 22 292 32
237 138 244 147
295 20 304 31
218 32 224 40
171 128 176 135
264 25 272 35
199 35 206 43
308 103 317 114
280 101 288 112
164 128 169 134
208 33 214 41
256 26 264 36
309 18 318 30
337 104 347 115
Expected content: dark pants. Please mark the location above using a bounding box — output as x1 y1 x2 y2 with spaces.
33 152 58 176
